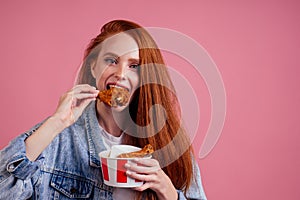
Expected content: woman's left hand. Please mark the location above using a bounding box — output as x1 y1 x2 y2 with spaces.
125 158 178 200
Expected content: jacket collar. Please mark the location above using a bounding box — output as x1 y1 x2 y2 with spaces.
83 101 107 168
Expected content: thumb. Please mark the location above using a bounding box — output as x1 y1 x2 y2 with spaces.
73 98 96 120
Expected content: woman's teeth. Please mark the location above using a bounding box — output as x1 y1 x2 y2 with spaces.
107 84 129 91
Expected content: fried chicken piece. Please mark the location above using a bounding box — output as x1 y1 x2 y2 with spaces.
98 87 130 107
117 144 154 158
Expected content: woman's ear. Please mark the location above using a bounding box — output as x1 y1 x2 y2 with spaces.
90 62 96 78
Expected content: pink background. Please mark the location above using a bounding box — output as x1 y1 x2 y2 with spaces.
0 1 299 199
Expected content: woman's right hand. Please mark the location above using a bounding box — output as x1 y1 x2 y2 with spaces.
25 84 99 161
53 84 99 128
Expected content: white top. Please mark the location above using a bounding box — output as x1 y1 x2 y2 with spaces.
99 127 136 200
100 128 124 150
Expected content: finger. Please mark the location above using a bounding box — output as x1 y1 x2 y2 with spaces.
71 92 98 101
56 92 74 110
73 98 96 117
79 97 96 110
126 171 156 182
133 182 153 192
132 158 160 168
72 84 95 90
72 84 98 94
125 162 160 174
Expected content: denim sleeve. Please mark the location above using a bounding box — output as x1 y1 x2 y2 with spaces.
177 158 207 200
0 122 44 200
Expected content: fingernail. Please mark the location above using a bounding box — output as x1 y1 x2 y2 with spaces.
124 163 130 168
126 170 131 175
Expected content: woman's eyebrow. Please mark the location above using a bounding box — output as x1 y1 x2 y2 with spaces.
103 52 140 62
103 52 118 57
128 58 140 63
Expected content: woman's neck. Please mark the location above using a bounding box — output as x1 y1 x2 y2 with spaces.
96 100 124 137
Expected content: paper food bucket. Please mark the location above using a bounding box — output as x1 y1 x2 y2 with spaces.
99 145 151 188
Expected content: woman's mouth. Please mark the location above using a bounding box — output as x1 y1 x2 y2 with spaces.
106 83 129 92
99 85 130 107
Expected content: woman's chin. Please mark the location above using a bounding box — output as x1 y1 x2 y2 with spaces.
111 104 128 112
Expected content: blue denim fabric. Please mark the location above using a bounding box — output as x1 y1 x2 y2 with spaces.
0 102 206 200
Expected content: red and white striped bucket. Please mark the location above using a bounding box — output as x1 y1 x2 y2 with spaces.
99 145 150 187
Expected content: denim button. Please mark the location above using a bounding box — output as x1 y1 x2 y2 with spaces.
7 164 15 172
70 188 77 194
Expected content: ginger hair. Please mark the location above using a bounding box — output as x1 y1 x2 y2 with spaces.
76 19 194 200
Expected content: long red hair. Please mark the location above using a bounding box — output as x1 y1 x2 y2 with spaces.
76 20 194 200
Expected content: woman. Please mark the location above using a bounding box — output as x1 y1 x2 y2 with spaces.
0 20 206 200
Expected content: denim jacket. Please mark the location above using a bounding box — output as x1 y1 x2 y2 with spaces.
0 102 207 200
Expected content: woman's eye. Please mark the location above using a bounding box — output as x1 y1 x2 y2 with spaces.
129 64 140 70
104 58 117 65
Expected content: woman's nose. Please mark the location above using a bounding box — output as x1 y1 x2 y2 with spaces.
114 63 127 80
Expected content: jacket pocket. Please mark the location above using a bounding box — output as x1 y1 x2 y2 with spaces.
50 173 93 199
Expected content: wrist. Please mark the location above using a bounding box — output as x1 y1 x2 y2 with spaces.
157 177 178 200
47 115 69 134
157 189 177 200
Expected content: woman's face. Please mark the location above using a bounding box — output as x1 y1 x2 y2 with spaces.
91 32 140 111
